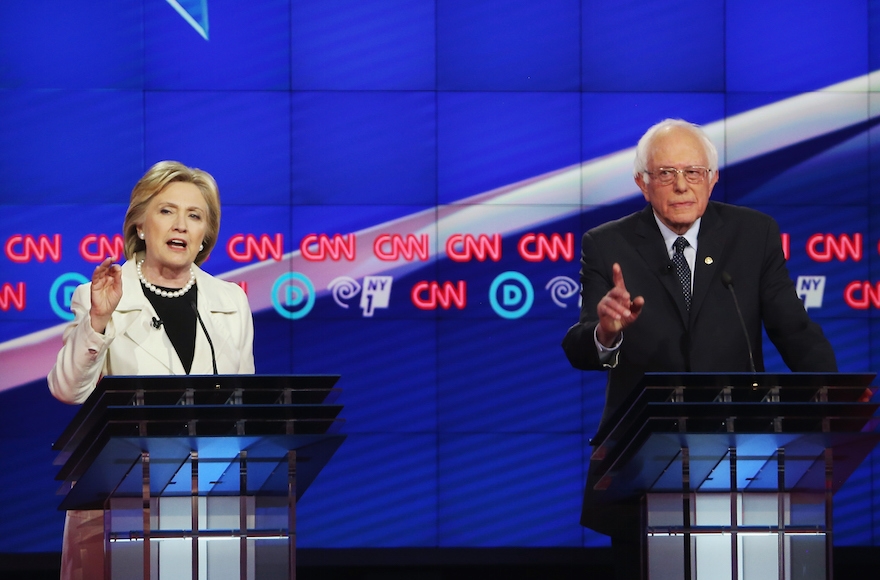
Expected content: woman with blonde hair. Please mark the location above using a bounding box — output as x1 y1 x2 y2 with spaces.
48 161 255 579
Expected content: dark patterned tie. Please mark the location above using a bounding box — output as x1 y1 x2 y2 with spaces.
672 236 691 310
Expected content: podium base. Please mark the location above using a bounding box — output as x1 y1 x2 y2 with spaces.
106 496 293 580
645 492 827 580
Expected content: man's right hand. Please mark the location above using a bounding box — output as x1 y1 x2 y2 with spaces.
596 263 644 347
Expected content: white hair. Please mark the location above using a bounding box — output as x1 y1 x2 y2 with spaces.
633 118 719 180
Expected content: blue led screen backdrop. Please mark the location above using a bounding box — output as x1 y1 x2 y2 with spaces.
1 0 880 552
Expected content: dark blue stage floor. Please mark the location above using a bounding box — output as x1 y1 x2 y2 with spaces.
2 547 879 579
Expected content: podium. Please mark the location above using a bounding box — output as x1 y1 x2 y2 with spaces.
52 374 346 580
589 373 880 580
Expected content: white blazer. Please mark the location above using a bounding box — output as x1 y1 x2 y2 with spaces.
48 257 255 404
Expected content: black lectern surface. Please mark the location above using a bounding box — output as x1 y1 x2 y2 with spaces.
590 373 879 498
53 374 346 510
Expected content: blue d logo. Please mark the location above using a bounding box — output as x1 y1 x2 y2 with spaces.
489 271 534 319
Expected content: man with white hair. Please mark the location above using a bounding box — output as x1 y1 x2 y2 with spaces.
562 118 837 578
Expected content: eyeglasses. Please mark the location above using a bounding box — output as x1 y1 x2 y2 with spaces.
645 166 711 185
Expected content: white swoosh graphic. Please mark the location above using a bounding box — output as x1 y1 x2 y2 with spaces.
2 70 877 393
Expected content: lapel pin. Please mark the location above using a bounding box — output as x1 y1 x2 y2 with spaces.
704 257 714 265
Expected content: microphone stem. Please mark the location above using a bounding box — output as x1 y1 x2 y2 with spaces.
728 288 756 373
191 301 218 375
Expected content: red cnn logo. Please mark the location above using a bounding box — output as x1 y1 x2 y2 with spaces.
446 234 501 263
411 281 467 310
844 281 880 309
0 282 26 311
80 234 124 262
228 234 284 262
517 233 574 262
806 233 862 262
5 234 62 263
300 234 355 262
375 234 429 261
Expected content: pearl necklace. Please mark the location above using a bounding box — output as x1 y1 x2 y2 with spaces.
137 260 196 298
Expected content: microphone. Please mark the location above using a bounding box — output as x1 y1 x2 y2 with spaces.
721 272 756 373
151 317 163 329
191 300 218 375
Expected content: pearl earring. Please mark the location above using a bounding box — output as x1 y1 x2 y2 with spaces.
138 231 144 240
199 243 204 252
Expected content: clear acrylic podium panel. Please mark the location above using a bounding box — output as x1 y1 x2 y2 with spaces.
646 493 826 580
107 496 292 580
83 434 344 580
588 373 880 580
53 375 346 580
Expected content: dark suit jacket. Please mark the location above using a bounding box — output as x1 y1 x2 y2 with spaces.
562 201 837 536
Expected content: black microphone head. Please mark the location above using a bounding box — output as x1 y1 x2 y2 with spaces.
721 271 733 289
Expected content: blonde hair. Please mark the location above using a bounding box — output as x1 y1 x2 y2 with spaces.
122 161 221 266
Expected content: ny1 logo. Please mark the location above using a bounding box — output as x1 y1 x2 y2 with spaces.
272 273 396 318
796 276 825 310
